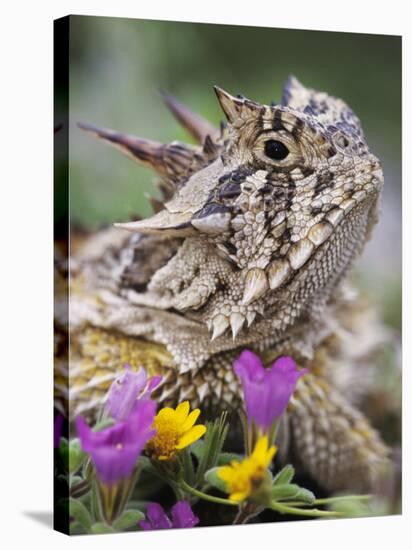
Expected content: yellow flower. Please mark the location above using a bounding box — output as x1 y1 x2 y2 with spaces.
217 436 276 502
146 401 207 461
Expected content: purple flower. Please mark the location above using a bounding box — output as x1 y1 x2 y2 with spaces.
76 399 156 485
105 364 162 421
54 413 64 448
139 501 199 531
234 350 308 432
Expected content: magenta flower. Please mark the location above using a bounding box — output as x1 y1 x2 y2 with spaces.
105 364 162 421
76 399 156 485
139 501 199 530
54 413 64 448
234 350 308 432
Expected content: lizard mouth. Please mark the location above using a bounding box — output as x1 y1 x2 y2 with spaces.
205 201 361 342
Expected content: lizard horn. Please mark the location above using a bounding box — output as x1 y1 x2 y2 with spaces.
214 86 261 124
213 86 243 123
78 121 166 172
77 121 199 181
161 91 219 144
114 209 197 237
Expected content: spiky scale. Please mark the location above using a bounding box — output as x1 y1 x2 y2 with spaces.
161 91 219 143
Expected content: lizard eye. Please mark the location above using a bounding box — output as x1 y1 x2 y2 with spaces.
264 139 289 161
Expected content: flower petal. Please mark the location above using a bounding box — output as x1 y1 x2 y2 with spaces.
155 407 176 422
171 501 199 528
75 416 92 452
76 399 155 485
105 365 147 421
180 408 201 432
147 375 163 393
174 401 190 424
217 465 235 482
145 502 173 530
234 350 265 382
175 424 206 449
54 413 64 448
233 350 307 432
253 435 269 457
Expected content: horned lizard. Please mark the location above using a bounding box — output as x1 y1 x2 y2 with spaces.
55 76 391 494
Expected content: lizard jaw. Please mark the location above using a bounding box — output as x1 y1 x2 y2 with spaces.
204 200 370 342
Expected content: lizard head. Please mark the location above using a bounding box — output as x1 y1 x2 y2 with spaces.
79 77 383 344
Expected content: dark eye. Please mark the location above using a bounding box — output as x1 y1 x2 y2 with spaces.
264 139 289 161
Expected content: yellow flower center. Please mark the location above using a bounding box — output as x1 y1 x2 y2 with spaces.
146 401 207 461
147 414 181 460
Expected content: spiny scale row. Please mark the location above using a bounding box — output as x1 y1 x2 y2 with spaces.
207 217 337 341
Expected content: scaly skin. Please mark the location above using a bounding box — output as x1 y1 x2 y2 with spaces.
55 77 390 493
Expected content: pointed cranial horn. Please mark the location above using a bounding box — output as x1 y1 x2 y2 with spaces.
78 121 166 168
214 86 261 124
161 91 219 144
281 76 363 140
281 75 308 107
214 86 243 123
114 209 196 237
77 121 199 181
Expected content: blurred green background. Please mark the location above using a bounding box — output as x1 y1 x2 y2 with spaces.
66 16 401 332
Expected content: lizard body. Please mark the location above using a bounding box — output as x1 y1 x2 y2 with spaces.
55 77 390 493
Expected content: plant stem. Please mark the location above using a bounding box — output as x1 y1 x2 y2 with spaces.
180 480 238 507
271 501 342 518
270 495 371 510
313 495 371 505
233 503 263 524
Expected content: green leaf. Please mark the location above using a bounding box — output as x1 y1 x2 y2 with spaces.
58 438 69 470
69 497 92 531
69 522 87 535
56 473 69 483
204 467 228 494
195 412 229 486
91 481 103 523
190 440 205 462
90 522 115 534
272 464 295 486
138 456 152 470
328 498 371 517
126 500 149 512
295 487 315 504
82 456 94 482
180 448 196 486
69 475 83 487
271 483 301 501
59 437 69 454
112 509 145 531
68 438 86 474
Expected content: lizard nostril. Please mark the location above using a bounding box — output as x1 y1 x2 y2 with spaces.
334 134 350 149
